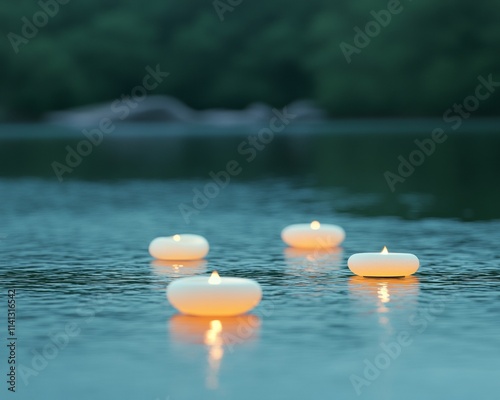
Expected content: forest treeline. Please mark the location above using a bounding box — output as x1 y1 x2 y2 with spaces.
1 0 499 120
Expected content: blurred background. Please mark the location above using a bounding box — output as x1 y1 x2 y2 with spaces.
1 0 499 219
1 0 500 118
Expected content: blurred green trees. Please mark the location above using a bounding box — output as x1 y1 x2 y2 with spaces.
1 0 499 119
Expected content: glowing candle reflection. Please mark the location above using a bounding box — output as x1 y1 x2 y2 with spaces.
284 247 343 276
376 283 390 321
150 259 207 278
169 315 261 390
349 276 420 327
204 319 224 389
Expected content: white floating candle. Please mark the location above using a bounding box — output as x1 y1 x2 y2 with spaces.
149 234 209 260
167 271 262 316
281 221 345 249
348 247 419 277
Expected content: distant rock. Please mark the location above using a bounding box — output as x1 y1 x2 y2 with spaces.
45 95 326 128
45 96 194 128
197 102 273 125
286 99 327 121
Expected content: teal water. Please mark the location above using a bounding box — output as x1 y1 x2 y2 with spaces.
0 124 499 399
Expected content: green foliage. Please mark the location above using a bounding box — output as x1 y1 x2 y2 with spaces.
0 0 499 119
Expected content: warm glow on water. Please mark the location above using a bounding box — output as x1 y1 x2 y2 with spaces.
205 320 224 390
210 320 222 332
377 284 390 303
204 320 223 345
173 234 181 241
3 177 498 399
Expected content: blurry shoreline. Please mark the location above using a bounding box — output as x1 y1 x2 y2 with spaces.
0 117 499 140
1 122 499 221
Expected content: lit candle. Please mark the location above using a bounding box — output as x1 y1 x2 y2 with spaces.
281 221 345 249
348 246 419 277
149 234 209 260
167 271 262 316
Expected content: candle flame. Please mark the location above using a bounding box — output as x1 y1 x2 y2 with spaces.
381 246 389 254
310 221 321 230
173 234 181 242
208 271 221 285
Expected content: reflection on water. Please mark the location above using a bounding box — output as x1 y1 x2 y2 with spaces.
284 247 343 274
2 126 499 219
349 276 420 330
150 259 207 278
348 276 420 307
1 177 499 400
205 320 224 389
169 315 261 390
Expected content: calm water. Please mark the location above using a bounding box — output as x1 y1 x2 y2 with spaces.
1 123 500 399
1 177 499 400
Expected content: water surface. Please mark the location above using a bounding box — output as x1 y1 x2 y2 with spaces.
1 177 499 400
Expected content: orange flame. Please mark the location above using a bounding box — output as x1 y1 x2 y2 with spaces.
208 271 221 285
381 246 389 254
173 234 181 242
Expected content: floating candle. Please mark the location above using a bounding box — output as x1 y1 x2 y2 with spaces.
167 271 262 316
348 247 419 277
281 221 345 249
149 234 209 260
